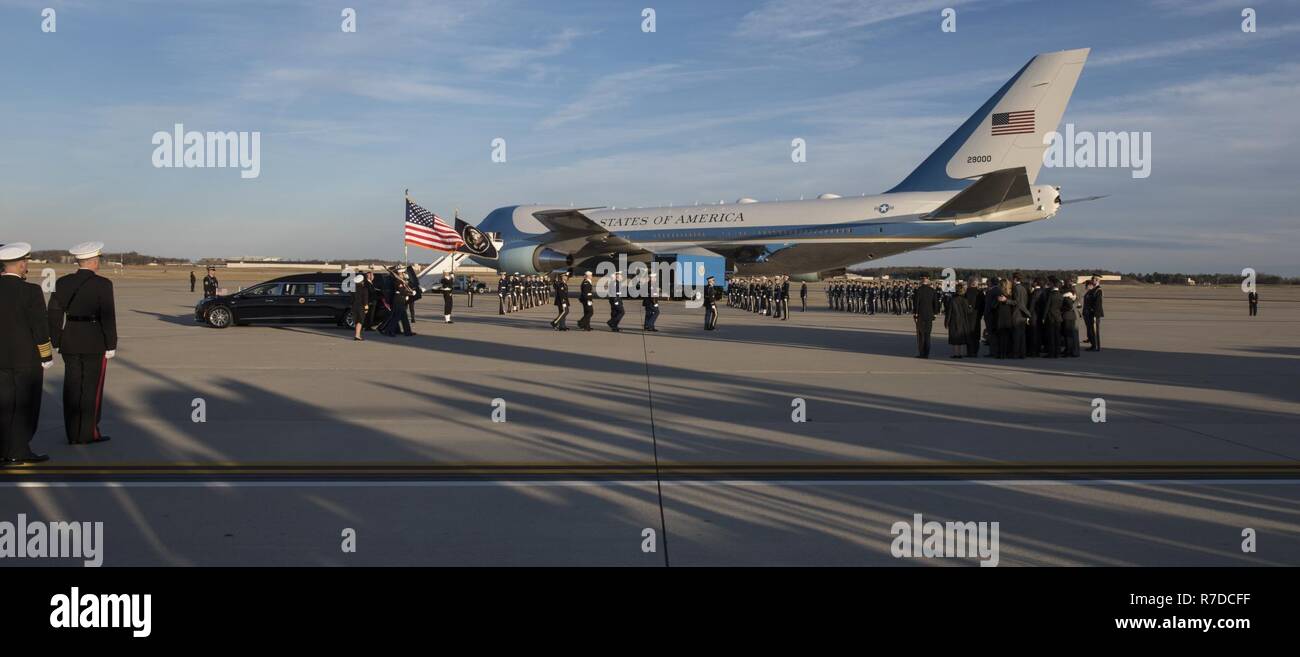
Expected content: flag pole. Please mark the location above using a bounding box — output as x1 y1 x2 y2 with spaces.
452 208 459 276
403 189 410 268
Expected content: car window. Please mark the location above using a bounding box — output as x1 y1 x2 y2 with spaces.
283 283 317 296
244 283 279 296
322 282 343 295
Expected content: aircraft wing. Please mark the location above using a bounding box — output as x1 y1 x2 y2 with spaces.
924 167 1033 220
531 207 608 236
532 206 654 256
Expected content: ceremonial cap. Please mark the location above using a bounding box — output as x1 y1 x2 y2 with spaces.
0 242 32 262
69 241 104 260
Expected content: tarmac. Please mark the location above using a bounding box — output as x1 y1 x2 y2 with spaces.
2 271 1298 565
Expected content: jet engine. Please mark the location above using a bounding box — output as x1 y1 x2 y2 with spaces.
496 244 572 274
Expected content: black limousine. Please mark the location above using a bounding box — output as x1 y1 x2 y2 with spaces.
195 272 395 329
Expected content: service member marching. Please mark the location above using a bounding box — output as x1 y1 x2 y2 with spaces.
607 271 626 332
439 270 455 323
0 243 54 466
551 272 570 331
703 276 719 331
577 271 595 331
47 242 118 446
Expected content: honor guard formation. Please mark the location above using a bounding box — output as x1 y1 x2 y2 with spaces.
0 241 118 467
725 275 794 321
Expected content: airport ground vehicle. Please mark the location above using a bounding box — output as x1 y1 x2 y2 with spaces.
195 272 394 329
422 274 489 295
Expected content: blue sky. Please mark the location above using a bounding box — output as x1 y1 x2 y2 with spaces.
2 0 1298 274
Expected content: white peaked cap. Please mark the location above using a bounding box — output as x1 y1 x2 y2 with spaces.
69 241 104 260
0 242 33 261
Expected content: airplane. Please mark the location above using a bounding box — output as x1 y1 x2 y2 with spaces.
470 48 1092 284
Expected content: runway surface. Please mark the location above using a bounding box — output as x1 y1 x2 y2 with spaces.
3 273 1298 565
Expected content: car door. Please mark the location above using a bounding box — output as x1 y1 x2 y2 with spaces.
279 282 327 320
233 283 282 320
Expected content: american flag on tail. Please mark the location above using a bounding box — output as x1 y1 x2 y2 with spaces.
404 197 463 252
991 109 1035 135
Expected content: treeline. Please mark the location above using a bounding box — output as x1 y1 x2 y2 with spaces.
1124 272 1299 285
30 250 189 265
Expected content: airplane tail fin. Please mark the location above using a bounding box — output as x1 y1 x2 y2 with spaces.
888 48 1089 193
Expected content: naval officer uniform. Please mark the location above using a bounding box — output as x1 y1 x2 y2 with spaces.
47 242 118 445
0 243 53 465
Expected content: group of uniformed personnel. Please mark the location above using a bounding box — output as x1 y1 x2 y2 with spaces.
498 273 549 315
0 241 117 467
828 279 917 315
545 270 670 332
726 276 794 321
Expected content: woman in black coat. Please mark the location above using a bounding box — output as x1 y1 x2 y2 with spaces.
351 273 369 341
994 279 1015 359
1061 291 1081 357
945 282 972 358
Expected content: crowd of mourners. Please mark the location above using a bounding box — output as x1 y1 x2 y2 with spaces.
829 273 1106 359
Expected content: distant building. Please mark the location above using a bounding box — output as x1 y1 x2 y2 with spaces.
1076 274 1122 285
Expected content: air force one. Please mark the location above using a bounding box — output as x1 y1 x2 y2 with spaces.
470 48 1091 283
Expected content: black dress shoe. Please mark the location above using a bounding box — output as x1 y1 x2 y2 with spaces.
0 458 23 468
92 436 111 444
19 453 49 463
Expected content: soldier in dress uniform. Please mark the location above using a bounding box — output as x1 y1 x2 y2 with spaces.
202 267 219 298
703 276 719 331
643 274 661 331
550 272 570 331
189 270 196 293
1086 275 1104 351
607 271 626 332
577 271 595 331
498 274 509 314
47 242 118 446
0 243 54 466
405 264 422 325
439 270 455 323
780 276 791 321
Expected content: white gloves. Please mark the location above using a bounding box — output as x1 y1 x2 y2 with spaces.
42 361 53 370
105 350 116 359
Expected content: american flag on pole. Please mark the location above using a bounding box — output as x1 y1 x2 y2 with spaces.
991 109 1035 135
405 198 464 252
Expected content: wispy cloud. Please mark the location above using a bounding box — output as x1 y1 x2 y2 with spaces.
465 27 589 75
736 0 984 40
1091 21 1300 66
538 64 742 129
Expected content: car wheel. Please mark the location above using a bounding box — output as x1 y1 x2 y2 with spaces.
207 306 233 328
342 309 356 329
